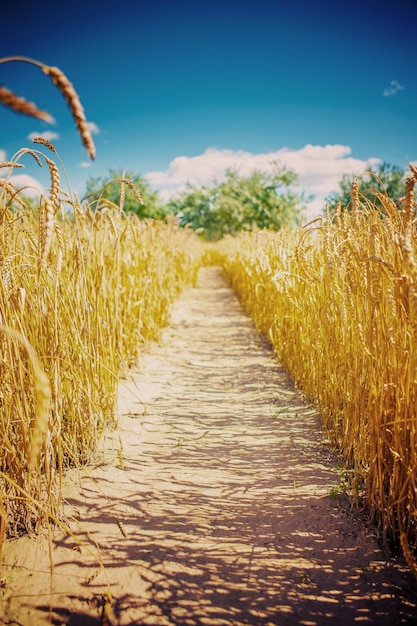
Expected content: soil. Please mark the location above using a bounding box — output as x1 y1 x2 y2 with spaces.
1 266 416 626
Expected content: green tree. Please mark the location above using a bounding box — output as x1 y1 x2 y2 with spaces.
325 162 405 215
83 169 166 219
167 165 307 240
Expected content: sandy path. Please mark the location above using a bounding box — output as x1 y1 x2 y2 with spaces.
1 266 416 626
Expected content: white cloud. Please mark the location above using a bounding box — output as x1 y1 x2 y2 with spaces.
78 161 92 168
145 144 381 220
27 130 60 142
383 80 405 97
7 174 45 199
0 146 45 198
87 121 100 135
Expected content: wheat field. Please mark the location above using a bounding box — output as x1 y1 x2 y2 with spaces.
1 54 416 581
0 149 203 544
215 167 417 577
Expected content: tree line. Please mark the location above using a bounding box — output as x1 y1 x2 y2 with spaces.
83 162 407 240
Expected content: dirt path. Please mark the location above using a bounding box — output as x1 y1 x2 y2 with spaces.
1 266 417 626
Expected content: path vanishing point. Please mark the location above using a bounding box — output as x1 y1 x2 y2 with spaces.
1 266 417 626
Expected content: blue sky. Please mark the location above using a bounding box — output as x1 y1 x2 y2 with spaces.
1 0 416 219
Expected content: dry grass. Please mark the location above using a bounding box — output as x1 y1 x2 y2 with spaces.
216 165 417 577
0 146 204 545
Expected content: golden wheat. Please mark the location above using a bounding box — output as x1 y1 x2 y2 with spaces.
0 326 51 475
39 198 55 268
0 85 54 123
41 65 96 160
44 157 61 211
0 162 24 170
119 178 144 205
404 175 416 228
0 56 96 159
15 147 43 168
0 168 204 543
216 177 417 577
31 136 57 153
0 178 30 210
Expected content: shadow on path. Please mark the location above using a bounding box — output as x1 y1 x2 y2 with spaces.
1 267 416 625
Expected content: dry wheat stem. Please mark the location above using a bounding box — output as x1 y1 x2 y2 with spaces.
0 326 51 473
0 470 104 567
39 199 55 269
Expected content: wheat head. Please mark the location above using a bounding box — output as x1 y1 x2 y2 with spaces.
0 85 55 123
41 65 96 160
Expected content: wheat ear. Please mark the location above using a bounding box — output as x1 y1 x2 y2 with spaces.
403 163 417 229
41 65 96 159
39 198 55 268
45 157 61 211
0 179 30 210
351 179 359 222
0 85 55 123
0 161 24 169
0 56 96 159
32 136 57 153
119 178 144 205
404 177 415 228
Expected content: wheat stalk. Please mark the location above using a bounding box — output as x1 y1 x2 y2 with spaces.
0 326 51 474
39 198 55 268
400 532 417 580
54 223 66 275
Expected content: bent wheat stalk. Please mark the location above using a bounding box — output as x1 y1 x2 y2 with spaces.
0 56 96 159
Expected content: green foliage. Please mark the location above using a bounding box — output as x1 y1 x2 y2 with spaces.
83 169 166 219
326 162 405 215
167 166 307 240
